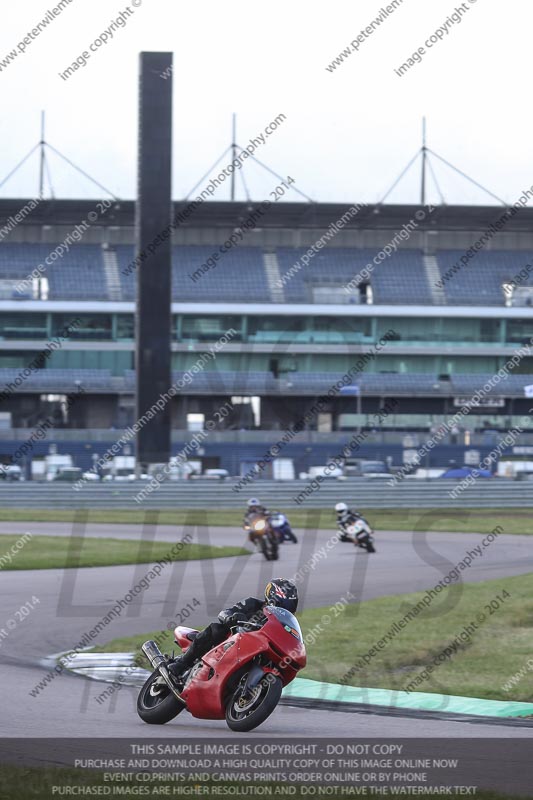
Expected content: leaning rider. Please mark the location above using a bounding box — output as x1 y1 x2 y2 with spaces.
335 502 372 539
169 579 299 681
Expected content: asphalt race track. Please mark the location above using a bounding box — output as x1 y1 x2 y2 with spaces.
2 521 533 739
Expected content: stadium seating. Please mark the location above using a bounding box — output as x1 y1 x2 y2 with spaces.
450 373 533 396
436 250 533 305
276 247 432 304
0 243 107 300
358 373 443 394
0 243 440 304
116 245 270 302
173 246 271 302
4 369 526 398
0 368 112 392
2 241 533 306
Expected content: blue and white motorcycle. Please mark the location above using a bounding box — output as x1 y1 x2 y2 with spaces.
269 512 298 544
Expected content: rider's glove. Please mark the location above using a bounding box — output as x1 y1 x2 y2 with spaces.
230 613 248 626
218 609 247 626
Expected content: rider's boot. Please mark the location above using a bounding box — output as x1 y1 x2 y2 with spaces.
168 647 197 680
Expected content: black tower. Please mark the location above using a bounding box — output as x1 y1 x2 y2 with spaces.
135 51 173 467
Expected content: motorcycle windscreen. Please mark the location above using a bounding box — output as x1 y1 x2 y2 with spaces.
265 606 302 638
263 606 306 671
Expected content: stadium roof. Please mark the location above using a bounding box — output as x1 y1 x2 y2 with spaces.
2 199 533 233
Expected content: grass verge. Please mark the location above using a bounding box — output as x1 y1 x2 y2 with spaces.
95 573 533 703
300 572 533 703
0 534 248 570
0 507 531 534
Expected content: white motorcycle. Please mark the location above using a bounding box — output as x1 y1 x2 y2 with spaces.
338 517 376 553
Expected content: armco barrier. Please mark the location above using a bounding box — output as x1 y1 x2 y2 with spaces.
0 479 530 509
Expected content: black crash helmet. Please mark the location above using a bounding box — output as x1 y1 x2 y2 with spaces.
264 579 298 613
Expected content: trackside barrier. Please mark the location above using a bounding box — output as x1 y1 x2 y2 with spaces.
0 479 530 509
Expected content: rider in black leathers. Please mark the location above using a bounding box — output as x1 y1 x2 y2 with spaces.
168 579 298 680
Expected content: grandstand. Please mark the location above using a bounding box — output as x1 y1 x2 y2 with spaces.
0 197 532 475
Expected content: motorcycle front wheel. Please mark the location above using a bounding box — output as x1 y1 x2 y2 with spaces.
357 538 376 553
137 669 184 724
269 535 279 561
225 674 282 732
260 535 279 561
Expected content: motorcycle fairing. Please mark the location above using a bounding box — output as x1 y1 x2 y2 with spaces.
174 626 198 651
179 629 270 719
179 609 306 720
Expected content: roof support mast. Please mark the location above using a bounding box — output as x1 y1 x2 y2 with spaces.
39 111 46 200
379 116 506 207
230 113 237 201
184 114 313 203
0 112 117 199
421 116 427 206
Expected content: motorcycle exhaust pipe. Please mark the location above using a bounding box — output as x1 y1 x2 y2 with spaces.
142 640 167 670
141 640 185 704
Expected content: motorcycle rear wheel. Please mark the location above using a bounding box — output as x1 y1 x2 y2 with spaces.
225 674 282 732
137 669 184 724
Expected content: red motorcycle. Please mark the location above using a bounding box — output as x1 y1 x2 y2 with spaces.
137 605 306 732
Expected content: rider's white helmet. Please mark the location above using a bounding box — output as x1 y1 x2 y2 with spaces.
247 497 260 507
335 502 348 512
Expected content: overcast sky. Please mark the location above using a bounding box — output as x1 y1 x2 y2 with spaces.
0 0 529 206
